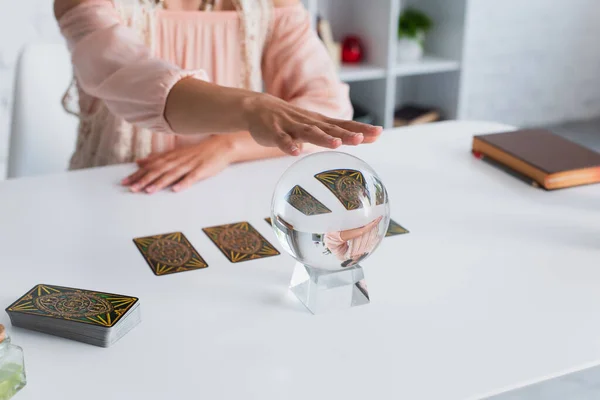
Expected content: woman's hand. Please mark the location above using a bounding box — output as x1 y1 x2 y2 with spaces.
121 136 235 194
165 79 383 156
242 93 383 155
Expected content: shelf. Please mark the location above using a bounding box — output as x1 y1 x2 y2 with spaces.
338 64 387 82
307 0 466 127
336 57 459 82
394 55 460 77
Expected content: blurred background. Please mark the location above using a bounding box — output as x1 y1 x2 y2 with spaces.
1 1 600 398
1 0 600 179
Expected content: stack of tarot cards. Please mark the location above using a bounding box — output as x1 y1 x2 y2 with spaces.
5 284 140 348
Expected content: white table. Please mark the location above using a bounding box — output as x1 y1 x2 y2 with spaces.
2 121 600 400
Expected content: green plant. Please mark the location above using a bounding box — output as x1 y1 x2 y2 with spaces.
398 8 433 41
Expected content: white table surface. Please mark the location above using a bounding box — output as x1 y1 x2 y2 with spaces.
2 120 600 400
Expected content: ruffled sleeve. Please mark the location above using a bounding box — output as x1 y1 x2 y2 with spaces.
262 5 353 120
324 231 349 260
346 225 379 258
58 0 209 134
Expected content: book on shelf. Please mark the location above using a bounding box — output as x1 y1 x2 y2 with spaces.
393 104 441 127
472 129 600 190
352 102 375 125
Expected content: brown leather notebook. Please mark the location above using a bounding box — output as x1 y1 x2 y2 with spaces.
472 129 600 189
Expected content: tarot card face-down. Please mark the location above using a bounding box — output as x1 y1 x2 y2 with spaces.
133 232 208 276
5 284 139 328
314 169 370 210
386 219 409 237
203 222 280 263
285 185 332 216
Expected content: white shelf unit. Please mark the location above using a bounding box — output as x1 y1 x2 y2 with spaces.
302 0 467 128
394 55 460 77
339 64 387 82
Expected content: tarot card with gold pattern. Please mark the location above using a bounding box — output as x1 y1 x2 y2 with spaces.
386 219 410 237
314 169 370 210
203 221 280 263
285 185 332 216
6 284 141 347
133 232 208 276
6 284 138 327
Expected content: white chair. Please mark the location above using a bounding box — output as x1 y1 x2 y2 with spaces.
8 42 78 179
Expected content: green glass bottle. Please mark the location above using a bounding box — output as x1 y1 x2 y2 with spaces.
0 325 26 400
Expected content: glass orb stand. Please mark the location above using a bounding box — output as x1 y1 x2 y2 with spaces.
289 262 370 314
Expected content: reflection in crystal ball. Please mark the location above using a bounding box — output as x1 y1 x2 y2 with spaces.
271 152 390 271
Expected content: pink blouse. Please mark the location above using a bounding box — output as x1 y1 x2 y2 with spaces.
324 225 380 261
58 1 353 169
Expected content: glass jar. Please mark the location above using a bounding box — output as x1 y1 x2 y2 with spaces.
0 325 26 400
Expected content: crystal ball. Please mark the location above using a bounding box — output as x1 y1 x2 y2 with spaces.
271 151 390 271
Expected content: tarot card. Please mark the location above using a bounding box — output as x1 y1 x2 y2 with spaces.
314 169 370 210
5 284 138 328
386 219 410 237
285 185 332 216
133 232 208 276
203 222 280 263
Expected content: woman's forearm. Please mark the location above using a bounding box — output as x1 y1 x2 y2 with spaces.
165 77 255 135
57 0 381 155
340 227 368 242
339 217 382 241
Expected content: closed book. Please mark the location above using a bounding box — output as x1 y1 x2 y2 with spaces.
472 129 600 190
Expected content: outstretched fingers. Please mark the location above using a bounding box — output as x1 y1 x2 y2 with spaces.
291 124 342 149
332 119 383 143
274 131 302 156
